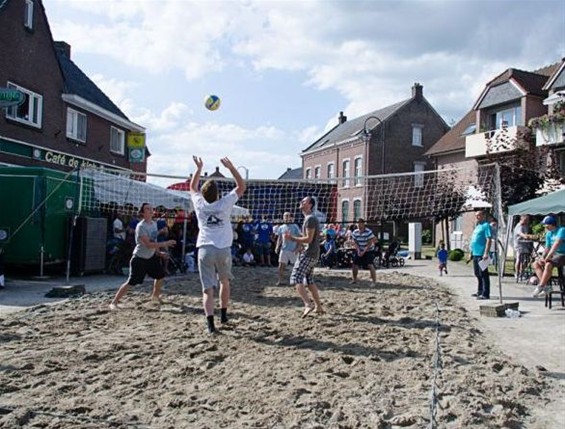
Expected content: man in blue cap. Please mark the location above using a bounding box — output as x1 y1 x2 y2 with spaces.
532 215 565 297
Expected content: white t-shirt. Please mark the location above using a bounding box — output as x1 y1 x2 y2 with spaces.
113 218 126 240
191 189 239 249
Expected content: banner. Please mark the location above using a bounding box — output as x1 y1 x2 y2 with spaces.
127 132 146 149
129 147 145 163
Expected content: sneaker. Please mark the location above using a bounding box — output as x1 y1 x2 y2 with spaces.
471 293 478 297
545 285 553 295
109 303 120 311
532 285 546 298
476 295 487 300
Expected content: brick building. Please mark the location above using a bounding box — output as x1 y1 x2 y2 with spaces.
0 0 147 174
301 83 450 230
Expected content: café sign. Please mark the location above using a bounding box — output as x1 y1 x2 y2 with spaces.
38 149 102 169
0 87 25 108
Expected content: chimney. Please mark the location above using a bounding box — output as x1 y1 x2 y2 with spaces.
54 41 71 58
412 82 423 100
216 166 220 174
338 111 347 124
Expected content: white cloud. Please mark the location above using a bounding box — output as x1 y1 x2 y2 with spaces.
45 0 565 180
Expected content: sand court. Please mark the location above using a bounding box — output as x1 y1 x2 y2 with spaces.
0 267 561 428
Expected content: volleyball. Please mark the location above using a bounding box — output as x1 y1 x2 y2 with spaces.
528 276 538 286
204 94 221 111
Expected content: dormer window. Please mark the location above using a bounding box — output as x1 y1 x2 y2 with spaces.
490 106 522 129
24 0 34 30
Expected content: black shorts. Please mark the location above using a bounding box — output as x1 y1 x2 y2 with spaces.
352 250 376 269
127 254 165 286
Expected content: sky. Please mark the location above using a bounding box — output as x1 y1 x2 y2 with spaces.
43 0 565 183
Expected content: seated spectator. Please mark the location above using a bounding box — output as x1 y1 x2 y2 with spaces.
532 216 565 297
242 248 257 267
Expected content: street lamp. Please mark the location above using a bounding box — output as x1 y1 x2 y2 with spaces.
360 115 385 240
360 115 384 174
237 165 249 180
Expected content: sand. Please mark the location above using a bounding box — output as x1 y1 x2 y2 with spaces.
0 267 557 428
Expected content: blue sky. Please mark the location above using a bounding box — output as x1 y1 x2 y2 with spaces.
44 0 565 182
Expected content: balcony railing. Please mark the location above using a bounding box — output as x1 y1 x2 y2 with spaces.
465 125 528 158
534 123 564 146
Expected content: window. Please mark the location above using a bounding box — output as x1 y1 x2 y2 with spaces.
5 82 42 128
494 106 522 129
414 162 425 188
327 163 335 182
354 157 363 186
110 126 125 154
66 108 87 142
314 166 321 180
342 159 350 187
341 200 349 223
461 123 476 136
353 199 362 221
24 0 34 29
412 125 423 146
305 168 311 180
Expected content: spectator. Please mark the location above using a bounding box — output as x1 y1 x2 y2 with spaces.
255 215 274 266
320 233 337 269
350 218 377 284
275 212 300 285
436 242 448 276
242 248 257 267
532 216 565 297
469 210 493 300
513 215 534 279
112 212 126 241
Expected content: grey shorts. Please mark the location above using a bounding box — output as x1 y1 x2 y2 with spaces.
197 245 233 291
549 253 565 268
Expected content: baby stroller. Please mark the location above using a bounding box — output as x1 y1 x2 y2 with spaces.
516 242 541 283
386 249 405 268
167 251 187 275
106 238 131 275
383 240 405 268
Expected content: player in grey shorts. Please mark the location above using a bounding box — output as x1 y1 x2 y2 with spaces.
190 156 246 334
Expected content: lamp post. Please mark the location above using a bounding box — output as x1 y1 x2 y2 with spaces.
360 115 385 240
360 115 384 174
237 165 249 180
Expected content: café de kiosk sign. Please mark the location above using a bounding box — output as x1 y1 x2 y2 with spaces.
0 87 25 108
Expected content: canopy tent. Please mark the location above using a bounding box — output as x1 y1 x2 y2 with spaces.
508 188 565 216
80 169 194 212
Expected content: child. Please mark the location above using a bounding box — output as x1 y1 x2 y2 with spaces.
242 248 256 267
437 243 448 276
